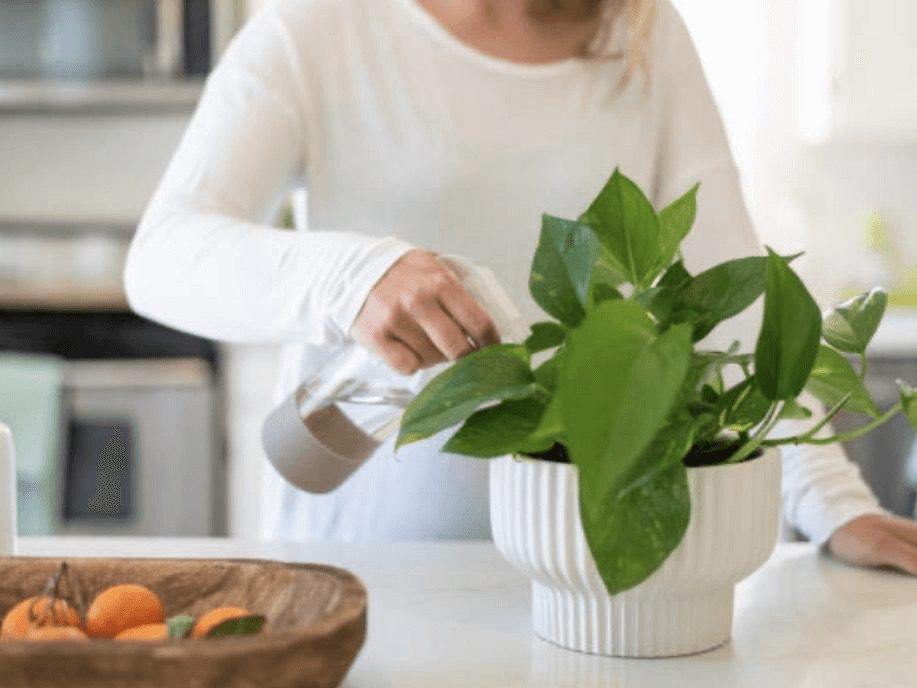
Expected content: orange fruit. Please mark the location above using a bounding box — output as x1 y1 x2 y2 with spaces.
1 596 81 638
24 625 89 641
85 584 165 639
114 622 169 641
190 606 252 639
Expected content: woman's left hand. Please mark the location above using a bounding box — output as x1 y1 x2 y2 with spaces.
827 513 917 575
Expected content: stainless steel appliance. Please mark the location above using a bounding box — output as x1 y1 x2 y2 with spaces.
0 307 225 537
0 0 242 81
59 357 220 536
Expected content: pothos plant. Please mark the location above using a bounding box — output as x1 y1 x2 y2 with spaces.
395 168 917 596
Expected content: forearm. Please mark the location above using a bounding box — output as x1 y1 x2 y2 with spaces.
125 200 414 344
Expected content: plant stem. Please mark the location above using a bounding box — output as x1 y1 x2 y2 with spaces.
859 352 869 381
792 391 852 442
763 401 903 447
726 401 784 464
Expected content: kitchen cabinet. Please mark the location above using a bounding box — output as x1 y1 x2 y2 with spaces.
799 0 917 143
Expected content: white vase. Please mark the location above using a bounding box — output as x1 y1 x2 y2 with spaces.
489 447 781 657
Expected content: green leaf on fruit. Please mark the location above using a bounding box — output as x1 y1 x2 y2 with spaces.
167 614 195 640
206 615 266 638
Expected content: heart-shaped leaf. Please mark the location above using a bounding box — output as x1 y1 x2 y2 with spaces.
559 300 692 510
524 321 567 354
443 397 548 458
656 183 699 271
579 168 664 289
718 378 771 431
822 287 888 354
580 459 690 595
755 248 822 400
396 345 535 448
528 215 599 326
670 256 769 342
805 345 881 417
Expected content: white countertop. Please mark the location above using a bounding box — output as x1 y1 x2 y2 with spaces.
12 537 917 688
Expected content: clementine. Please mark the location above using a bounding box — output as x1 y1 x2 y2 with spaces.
190 606 252 639
1 596 81 639
85 584 165 639
24 625 89 641
114 622 169 641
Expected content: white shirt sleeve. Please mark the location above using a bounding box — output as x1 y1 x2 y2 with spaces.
123 6 414 345
654 1 885 544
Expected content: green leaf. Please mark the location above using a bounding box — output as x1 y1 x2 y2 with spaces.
559 300 693 512
443 397 547 458
658 260 693 290
533 351 562 391
524 321 567 354
670 256 769 342
822 287 888 354
167 614 195 640
899 380 917 430
589 280 624 308
521 354 566 452
579 168 664 289
805 345 881 417
580 460 690 595
719 378 771 432
528 215 599 326
754 248 822 400
778 398 813 420
206 615 266 638
657 183 699 269
396 345 535 448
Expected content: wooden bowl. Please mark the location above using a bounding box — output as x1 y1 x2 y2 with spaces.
0 556 367 688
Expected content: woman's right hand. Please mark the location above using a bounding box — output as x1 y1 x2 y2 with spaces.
352 250 501 375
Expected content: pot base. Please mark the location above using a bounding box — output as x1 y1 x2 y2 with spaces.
532 580 733 657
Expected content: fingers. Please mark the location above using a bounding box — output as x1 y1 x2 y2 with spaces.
827 514 917 576
352 250 502 375
874 537 917 576
438 280 502 350
878 515 917 547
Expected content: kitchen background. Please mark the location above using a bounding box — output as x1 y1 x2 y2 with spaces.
0 0 915 539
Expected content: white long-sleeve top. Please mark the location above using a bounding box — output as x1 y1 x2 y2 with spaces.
125 0 883 543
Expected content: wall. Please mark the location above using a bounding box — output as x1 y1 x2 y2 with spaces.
0 114 188 223
676 0 917 306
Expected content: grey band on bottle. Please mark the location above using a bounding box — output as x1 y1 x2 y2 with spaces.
261 394 380 494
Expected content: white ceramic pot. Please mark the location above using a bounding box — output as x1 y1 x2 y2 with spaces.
489 447 781 657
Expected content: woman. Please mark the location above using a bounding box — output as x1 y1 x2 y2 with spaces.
125 0 917 571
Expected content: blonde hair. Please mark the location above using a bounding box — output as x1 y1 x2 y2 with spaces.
619 0 657 87
528 0 658 88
